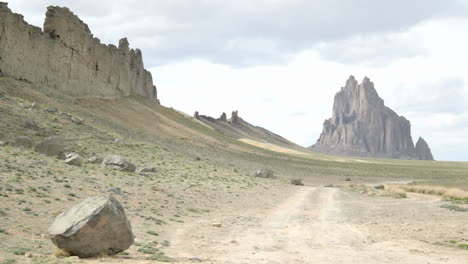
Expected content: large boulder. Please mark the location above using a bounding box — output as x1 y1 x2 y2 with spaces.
48 195 134 258
34 136 66 158
101 155 136 172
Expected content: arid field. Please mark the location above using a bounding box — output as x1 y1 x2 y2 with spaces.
0 79 467 264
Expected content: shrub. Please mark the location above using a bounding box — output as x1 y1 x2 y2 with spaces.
290 179 304 186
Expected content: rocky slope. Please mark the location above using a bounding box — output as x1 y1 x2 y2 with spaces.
0 2 156 100
195 110 300 149
311 76 434 160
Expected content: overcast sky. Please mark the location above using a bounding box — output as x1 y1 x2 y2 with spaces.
7 0 468 161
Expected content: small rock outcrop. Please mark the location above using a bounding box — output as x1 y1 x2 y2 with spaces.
0 2 157 100
311 76 434 160
194 111 200 119
101 155 136 172
87 156 103 164
218 112 227 122
414 137 434 161
231 111 239 124
48 195 134 258
34 136 66 158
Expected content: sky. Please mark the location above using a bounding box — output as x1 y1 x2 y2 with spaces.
6 0 468 161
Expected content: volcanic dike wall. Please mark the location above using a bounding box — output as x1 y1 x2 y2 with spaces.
0 2 157 100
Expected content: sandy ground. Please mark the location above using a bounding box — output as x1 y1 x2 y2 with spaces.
165 186 468 264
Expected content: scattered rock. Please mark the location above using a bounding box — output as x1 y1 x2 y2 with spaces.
375 185 385 190
0 141 7 146
345 177 352 181
101 155 136 172
211 223 222 228
60 112 73 119
14 136 33 148
31 102 38 109
34 136 66 158
290 178 304 186
88 156 103 164
189 257 203 262
135 166 157 173
324 184 334 188
253 168 275 179
23 119 40 130
232 168 239 173
65 152 83 166
107 187 123 196
71 116 84 125
47 106 58 113
48 195 134 258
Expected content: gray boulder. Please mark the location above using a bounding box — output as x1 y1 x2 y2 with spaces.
88 156 103 164
65 153 83 166
34 136 66 158
135 166 157 173
14 136 33 148
253 168 275 178
101 155 136 172
71 116 84 125
48 195 134 258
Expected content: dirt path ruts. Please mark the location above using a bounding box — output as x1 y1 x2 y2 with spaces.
169 187 468 264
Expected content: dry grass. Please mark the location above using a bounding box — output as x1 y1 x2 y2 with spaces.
398 185 468 202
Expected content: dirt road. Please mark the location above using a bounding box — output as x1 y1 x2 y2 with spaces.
169 187 468 264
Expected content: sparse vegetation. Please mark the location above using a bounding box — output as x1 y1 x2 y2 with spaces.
441 204 468 212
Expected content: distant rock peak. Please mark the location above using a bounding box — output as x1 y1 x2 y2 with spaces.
312 76 434 160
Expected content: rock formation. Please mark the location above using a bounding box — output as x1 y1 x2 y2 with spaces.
414 137 434 160
0 2 157 100
311 76 434 160
231 111 239 124
219 112 227 122
48 195 134 258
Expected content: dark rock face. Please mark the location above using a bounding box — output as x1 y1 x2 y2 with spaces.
311 76 434 160
48 195 134 258
414 137 434 161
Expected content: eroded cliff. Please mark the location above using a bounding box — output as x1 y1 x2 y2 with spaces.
311 76 434 160
0 2 157 100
